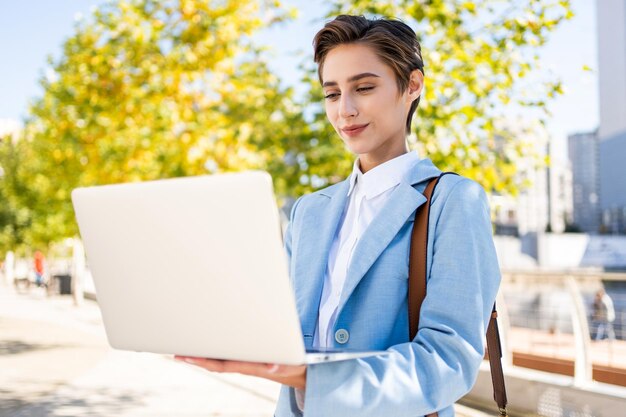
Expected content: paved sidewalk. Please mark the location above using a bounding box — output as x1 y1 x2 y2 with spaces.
0 283 487 417
0 284 279 417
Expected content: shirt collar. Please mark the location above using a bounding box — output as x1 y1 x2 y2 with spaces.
347 151 420 200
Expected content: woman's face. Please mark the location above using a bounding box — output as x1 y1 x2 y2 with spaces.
321 43 421 169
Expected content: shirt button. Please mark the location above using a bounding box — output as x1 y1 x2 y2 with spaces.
335 329 349 344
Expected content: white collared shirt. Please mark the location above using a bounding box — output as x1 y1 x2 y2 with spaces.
314 151 420 347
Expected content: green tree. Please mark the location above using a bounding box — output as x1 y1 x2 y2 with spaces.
17 0 311 247
0 133 33 255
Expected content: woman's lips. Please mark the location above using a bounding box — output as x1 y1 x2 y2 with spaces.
341 123 369 137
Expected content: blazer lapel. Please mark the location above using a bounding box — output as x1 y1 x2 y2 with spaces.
294 180 350 341
337 158 442 312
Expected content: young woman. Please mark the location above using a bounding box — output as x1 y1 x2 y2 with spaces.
177 15 501 417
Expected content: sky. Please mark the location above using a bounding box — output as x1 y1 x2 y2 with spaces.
0 0 599 162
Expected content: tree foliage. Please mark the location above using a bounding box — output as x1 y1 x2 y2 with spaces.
0 0 573 250
11 0 311 248
0 134 33 254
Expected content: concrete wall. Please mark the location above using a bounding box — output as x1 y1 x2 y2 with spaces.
537 233 590 269
493 235 538 270
465 364 626 417
494 233 626 270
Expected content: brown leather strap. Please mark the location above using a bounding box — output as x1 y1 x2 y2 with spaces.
408 176 439 341
409 173 508 417
486 304 508 415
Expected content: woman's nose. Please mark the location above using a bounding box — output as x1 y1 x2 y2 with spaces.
339 94 358 118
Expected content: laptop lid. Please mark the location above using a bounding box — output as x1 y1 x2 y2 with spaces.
72 171 307 365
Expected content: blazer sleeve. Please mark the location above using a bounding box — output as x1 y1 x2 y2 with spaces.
301 178 501 417
283 196 303 268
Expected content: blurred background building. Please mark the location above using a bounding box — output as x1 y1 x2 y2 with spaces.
547 149 574 234
568 130 600 233
491 120 552 238
597 0 626 234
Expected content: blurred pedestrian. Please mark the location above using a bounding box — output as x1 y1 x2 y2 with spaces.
592 288 615 341
34 250 45 287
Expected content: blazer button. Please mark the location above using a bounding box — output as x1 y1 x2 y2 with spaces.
335 329 349 344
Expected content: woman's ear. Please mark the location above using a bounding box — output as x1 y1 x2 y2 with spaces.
407 69 424 103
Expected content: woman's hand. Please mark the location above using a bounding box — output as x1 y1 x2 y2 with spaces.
174 356 307 390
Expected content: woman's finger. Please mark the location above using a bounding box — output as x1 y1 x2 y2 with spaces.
175 356 266 375
175 356 225 371
175 356 305 382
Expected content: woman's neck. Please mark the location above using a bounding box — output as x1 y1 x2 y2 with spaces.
358 142 409 173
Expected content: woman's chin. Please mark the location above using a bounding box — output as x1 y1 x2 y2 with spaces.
342 139 373 156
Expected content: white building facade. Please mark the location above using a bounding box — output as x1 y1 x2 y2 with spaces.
491 120 556 236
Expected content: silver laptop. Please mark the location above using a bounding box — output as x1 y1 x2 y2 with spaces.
72 171 385 365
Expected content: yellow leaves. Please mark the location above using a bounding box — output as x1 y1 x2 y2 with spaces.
119 1 131 13
186 144 204 163
93 114 109 129
184 49 198 64
181 0 197 17
462 1 476 14
237 123 253 143
180 132 192 144
109 57 122 69
90 55 103 67
53 149 63 162
181 106 194 120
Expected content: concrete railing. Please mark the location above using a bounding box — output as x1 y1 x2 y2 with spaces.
464 270 626 417
499 269 626 385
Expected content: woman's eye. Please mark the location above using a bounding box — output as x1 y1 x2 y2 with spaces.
357 86 374 93
324 92 339 100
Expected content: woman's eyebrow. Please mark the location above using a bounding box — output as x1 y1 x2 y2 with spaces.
322 72 380 88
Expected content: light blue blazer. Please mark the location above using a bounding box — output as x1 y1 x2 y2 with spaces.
274 158 501 417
